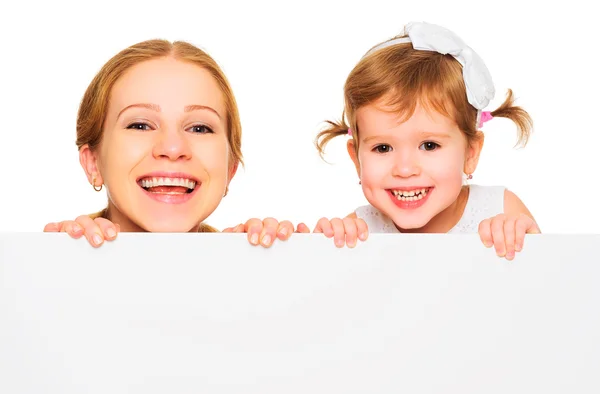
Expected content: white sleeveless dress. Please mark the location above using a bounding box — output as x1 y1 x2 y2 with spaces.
355 185 506 233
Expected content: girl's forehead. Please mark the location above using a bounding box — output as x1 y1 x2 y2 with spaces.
356 102 458 133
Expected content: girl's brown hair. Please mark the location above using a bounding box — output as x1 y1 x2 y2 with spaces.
316 36 532 157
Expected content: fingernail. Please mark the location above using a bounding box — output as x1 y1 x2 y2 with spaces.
335 239 344 247
348 240 356 248
359 232 367 241
261 235 272 246
73 224 82 232
484 242 493 248
106 229 117 239
93 234 103 245
250 233 259 245
506 252 515 260
515 244 522 252
279 227 288 237
497 250 505 257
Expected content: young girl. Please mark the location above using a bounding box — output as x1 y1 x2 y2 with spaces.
44 39 295 248
311 22 540 260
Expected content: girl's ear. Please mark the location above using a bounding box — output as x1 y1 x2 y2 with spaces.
464 131 484 175
347 139 361 178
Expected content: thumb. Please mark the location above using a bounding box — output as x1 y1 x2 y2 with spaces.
295 222 311 233
528 220 541 234
43 222 61 232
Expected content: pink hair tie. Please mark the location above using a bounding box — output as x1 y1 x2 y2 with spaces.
347 128 353 137
478 111 493 128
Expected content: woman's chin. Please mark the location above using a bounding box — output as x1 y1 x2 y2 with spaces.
135 215 203 233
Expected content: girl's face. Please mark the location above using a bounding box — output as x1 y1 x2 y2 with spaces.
348 101 482 233
80 57 236 232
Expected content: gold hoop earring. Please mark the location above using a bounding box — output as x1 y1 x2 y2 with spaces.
223 187 229 197
92 176 103 192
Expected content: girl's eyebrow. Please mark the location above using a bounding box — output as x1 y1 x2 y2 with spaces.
418 130 453 139
117 103 222 120
362 129 454 144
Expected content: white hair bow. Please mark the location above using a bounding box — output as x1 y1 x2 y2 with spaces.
364 22 495 112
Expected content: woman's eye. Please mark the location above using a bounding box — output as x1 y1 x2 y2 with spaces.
374 144 392 153
189 125 214 134
127 122 152 131
420 142 440 151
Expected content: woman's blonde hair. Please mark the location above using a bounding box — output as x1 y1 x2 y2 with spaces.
78 39 242 232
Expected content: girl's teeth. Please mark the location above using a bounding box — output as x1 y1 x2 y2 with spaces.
392 188 429 201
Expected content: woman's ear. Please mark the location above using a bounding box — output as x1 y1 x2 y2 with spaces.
79 144 103 187
227 160 239 187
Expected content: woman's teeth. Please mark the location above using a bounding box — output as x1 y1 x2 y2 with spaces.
140 177 196 194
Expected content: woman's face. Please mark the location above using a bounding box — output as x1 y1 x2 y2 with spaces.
81 57 236 232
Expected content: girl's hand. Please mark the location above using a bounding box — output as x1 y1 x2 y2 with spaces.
295 216 369 248
478 213 541 260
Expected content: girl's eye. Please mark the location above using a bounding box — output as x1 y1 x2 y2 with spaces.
188 125 214 134
419 142 440 151
374 144 392 153
127 122 152 131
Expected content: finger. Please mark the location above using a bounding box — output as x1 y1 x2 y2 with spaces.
222 223 242 233
314 217 334 237
75 215 105 247
295 222 310 233
94 217 119 241
259 217 279 247
503 217 517 260
515 215 536 252
43 222 60 232
244 218 263 246
356 218 369 241
276 220 294 240
330 218 346 248
491 215 506 257
478 219 493 248
527 218 541 234
63 220 85 239
342 217 358 248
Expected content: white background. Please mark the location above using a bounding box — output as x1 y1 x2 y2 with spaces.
2 232 599 393
0 0 598 233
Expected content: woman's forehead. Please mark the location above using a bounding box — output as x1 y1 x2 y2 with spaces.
109 57 226 118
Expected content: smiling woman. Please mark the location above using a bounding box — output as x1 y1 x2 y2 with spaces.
44 39 297 247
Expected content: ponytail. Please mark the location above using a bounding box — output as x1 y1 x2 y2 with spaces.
315 112 351 158
490 89 533 148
